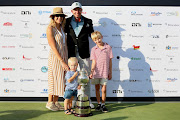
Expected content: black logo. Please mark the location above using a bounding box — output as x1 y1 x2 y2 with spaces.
113 90 123 93
21 11 31 15
132 23 141 27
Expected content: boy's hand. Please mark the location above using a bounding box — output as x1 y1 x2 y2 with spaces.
77 85 81 89
108 72 112 80
89 73 93 79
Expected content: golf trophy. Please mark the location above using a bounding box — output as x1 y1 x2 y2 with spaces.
74 66 93 117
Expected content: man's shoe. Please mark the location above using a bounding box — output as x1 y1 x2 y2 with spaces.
101 105 108 113
95 104 101 111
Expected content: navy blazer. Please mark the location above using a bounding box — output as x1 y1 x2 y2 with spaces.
65 15 94 59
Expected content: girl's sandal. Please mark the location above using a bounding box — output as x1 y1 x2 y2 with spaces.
69 109 76 114
64 110 71 115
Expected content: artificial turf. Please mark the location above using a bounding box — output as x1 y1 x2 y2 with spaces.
0 102 180 120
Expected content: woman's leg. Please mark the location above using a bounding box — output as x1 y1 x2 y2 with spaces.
48 94 53 103
53 95 59 103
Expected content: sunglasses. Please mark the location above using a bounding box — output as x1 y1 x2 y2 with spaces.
55 14 65 17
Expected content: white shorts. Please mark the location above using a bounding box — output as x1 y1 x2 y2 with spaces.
91 78 108 85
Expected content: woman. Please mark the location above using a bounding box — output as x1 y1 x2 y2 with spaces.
46 7 69 111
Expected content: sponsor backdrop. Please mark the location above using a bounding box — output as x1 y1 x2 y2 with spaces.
0 6 180 98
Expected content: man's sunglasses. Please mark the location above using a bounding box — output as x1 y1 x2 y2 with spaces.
55 14 65 17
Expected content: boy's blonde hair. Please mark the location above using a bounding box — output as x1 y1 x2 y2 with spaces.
91 31 103 41
68 57 78 64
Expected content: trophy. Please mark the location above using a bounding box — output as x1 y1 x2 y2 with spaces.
74 66 93 117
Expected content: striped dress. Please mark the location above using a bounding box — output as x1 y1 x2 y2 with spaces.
48 26 68 96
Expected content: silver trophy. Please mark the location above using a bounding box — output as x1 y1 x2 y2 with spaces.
74 66 93 117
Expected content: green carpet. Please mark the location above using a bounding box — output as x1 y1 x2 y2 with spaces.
0 103 180 120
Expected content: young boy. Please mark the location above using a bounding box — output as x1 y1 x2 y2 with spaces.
64 57 80 115
89 31 113 113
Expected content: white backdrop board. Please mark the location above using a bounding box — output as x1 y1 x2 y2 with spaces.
0 6 180 97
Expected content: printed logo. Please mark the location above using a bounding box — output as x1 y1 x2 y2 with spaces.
132 23 141 27
166 78 178 82
2 57 15 60
113 90 123 93
20 33 32 39
2 46 15 48
150 12 162 16
2 68 15 71
150 67 158 72
151 35 159 38
131 11 143 16
131 57 141 60
166 46 178 50
38 10 51 15
41 89 48 94
133 45 140 50
21 11 31 15
41 66 48 73
40 33 47 38
166 11 179 16
3 22 12 26
23 55 32 60
148 90 159 93
116 11 123 15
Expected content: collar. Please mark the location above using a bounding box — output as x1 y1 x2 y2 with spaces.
72 16 84 22
95 42 108 50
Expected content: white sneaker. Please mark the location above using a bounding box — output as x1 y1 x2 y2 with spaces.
46 102 59 111
55 101 64 110
90 103 94 109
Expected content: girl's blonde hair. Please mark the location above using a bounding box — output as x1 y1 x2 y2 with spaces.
91 31 103 41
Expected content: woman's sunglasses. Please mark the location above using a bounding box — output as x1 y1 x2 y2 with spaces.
55 14 65 17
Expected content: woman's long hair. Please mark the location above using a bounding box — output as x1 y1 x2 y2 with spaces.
48 15 66 30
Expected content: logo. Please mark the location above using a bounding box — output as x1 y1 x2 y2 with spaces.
116 11 123 15
131 11 143 16
164 68 178 71
147 57 161 60
40 33 47 38
166 11 179 16
166 46 178 50
20 33 32 39
150 12 162 16
2 46 15 48
3 22 12 26
20 89 35 93
166 35 179 38
113 90 123 93
163 90 178 93
146 79 160 82
40 89 48 94
129 68 143 71
131 57 141 60
20 67 35 71
20 79 34 82
111 22 126 27
148 90 159 93
128 90 143 93
93 11 108 14
132 23 141 27
38 79 48 82
37 56 48 60
151 35 159 38
166 78 178 82
19 45 34 48
1 11 15 14
41 66 48 73
4 89 9 93
37 22 49 26
165 23 180 27
2 68 15 71
38 10 51 15
112 68 124 71
1 34 16 38
21 20 29 28
129 79 142 82
21 11 31 15
112 34 125 37
148 22 162 27
150 67 157 72
133 45 140 50
129 34 144 38
2 57 15 60
4 78 15 82
23 55 32 60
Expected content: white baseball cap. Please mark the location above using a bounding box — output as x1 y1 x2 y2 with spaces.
71 2 82 10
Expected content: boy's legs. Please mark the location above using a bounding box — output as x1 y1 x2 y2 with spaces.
95 84 101 104
101 85 107 104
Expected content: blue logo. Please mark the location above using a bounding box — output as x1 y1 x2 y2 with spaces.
41 89 48 94
41 66 48 73
40 33 47 38
148 22 152 27
38 10 51 15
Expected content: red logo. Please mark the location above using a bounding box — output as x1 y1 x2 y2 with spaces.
3 22 12 26
133 45 140 50
150 67 158 72
23 55 32 60
2 68 15 71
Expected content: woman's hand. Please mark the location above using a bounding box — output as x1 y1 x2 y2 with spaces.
61 61 69 71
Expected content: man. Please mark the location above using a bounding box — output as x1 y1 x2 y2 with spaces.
65 2 94 108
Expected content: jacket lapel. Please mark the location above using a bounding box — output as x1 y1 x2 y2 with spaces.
78 16 87 37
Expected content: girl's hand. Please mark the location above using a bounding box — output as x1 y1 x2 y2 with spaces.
108 72 112 80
